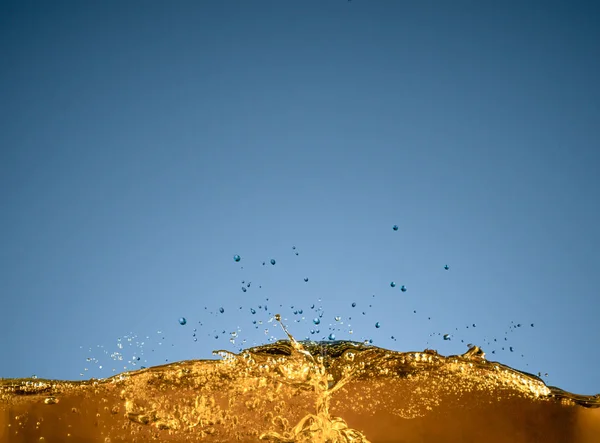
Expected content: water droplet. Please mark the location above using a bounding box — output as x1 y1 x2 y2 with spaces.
178 317 187 326
375 322 381 328
270 259 276 265
304 277 309 282
393 225 399 231
292 246 296 250
351 302 356 307
328 333 335 340
251 308 256 314
444 264 449 270
510 347 514 352
219 307 225 313
335 316 341 321
390 281 396 288
233 255 241 262
531 323 534 327
443 334 451 340
298 309 303 314
400 285 407 292
241 287 247 292
313 318 320 325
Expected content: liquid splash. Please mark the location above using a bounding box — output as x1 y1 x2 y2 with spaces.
1 316 599 442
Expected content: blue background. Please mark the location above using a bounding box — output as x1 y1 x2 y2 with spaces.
1 0 598 395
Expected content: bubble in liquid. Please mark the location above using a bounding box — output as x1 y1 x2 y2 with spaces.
328 333 336 340
304 277 309 282
178 317 187 326
444 264 449 270
352 302 356 307
375 322 381 328
313 318 321 325
400 285 407 292
219 307 225 313
393 225 399 231
233 255 241 262
270 259 276 265
390 282 396 288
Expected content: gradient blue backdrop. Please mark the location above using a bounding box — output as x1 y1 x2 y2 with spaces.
1 0 598 395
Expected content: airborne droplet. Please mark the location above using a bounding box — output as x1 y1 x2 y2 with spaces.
233 255 241 262
178 317 187 326
313 318 320 325
393 225 399 231
304 277 309 282
270 259 276 265
375 322 381 328
444 264 449 270
390 282 396 288
400 285 407 292
328 333 336 340
219 307 225 314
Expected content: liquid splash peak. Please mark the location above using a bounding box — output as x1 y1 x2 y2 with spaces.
1 317 599 442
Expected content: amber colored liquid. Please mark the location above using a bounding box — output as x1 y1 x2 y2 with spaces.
1 338 599 442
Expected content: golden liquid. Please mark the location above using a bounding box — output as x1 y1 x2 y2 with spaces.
1 318 599 442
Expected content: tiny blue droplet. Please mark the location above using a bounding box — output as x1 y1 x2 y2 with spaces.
304 277 309 282
375 322 380 328
390 282 396 288
251 308 256 314
270 259 276 265
444 264 449 270
328 333 335 340
352 302 356 307
313 318 320 325
400 285 407 292
393 225 398 231
178 317 187 325
219 307 224 313
233 255 241 262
